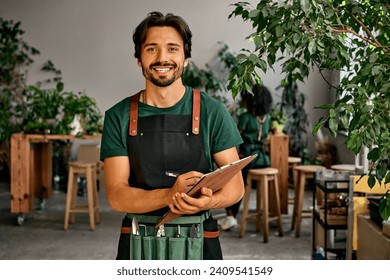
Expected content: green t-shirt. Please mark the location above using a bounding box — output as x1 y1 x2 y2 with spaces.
100 86 243 171
237 111 271 167
237 112 271 144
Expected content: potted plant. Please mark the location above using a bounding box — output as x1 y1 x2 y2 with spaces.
270 108 286 135
24 82 64 134
276 78 309 159
228 0 390 216
0 18 40 175
59 90 103 136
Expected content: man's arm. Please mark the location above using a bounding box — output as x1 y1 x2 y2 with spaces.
209 146 245 208
104 156 203 213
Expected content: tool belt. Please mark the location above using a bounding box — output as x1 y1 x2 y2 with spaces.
124 211 218 260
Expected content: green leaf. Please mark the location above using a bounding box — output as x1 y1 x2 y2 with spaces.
379 192 390 221
300 0 310 13
367 147 380 162
312 117 326 134
367 175 376 188
376 162 388 183
361 64 373 76
369 53 378 63
315 103 334 109
371 65 381 76
380 83 390 93
329 108 336 118
258 59 267 72
248 9 260 18
276 25 284 38
56 82 64 92
328 117 338 137
385 172 390 185
308 41 316 55
292 33 300 45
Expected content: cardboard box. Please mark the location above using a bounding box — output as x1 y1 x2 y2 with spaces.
77 144 105 188
357 214 390 259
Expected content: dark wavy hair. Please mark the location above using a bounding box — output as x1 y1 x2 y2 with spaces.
132 11 192 60
241 84 273 116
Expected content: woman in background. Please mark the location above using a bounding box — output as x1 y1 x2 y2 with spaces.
218 83 273 230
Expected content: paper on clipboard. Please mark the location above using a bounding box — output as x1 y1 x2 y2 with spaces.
155 154 257 227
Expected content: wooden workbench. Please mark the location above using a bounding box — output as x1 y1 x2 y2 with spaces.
10 133 101 215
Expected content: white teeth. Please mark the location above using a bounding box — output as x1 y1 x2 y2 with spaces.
154 68 170 72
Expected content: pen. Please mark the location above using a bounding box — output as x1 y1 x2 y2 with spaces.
166 171 179 178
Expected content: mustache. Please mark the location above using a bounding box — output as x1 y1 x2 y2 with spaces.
149 61 177 69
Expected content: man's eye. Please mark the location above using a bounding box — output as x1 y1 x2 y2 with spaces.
146 47 156 52
169 47 179 52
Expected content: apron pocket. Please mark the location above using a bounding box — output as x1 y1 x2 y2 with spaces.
142 236 156 260
168 237 186 260
186 238 202 260
156 237 168 260
130 235 143 260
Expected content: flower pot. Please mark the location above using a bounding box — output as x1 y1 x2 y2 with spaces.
70 115 83 135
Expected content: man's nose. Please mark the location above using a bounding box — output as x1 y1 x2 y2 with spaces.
156 48 168 61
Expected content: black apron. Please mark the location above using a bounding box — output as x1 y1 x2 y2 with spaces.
116 89 222 260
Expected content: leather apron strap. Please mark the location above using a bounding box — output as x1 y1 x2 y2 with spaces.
192 89 200 135
129 92 140 136
128 89 201 136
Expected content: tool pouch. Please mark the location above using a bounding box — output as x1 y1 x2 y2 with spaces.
127 212 212 260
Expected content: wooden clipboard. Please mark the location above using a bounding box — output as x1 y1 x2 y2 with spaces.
155 154 257 227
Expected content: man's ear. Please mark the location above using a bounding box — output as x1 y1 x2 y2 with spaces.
184 58 189 68
137 59 142 67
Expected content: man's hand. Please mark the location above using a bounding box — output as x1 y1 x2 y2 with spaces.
169 186 213 215
167 171 203 198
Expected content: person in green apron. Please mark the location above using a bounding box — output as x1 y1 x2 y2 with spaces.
218 84 273 230
100 11 244 260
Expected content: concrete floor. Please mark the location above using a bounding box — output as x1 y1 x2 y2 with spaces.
0 181 314 260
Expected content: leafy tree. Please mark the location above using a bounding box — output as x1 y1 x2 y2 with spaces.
228 0 390 187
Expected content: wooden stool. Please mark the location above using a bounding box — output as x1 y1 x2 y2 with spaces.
291 165 325 237
64 162 100 231
239 168 283 243
330 164 356 172
288 157 302 204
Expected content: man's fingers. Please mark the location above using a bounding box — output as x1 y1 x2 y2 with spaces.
170 193 198 214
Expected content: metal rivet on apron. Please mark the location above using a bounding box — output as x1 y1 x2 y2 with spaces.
131 129 136 134
140 132 143 136
194 116 199 121
193 127 199 133
186 133 190 136
131 119 136 123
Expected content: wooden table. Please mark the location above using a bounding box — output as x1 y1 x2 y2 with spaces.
10 133 101 221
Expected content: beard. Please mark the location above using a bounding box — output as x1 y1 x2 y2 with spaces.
142 61 184 87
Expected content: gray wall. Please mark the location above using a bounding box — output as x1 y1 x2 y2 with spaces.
1 0 349 160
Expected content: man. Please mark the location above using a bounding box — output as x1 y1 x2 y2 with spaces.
100 11 244 260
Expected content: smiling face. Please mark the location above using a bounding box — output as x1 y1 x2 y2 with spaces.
138 26 188 88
